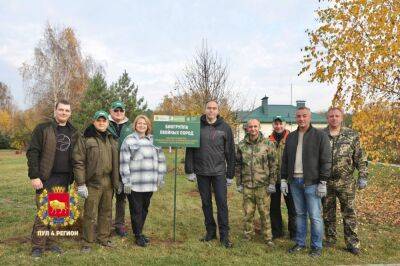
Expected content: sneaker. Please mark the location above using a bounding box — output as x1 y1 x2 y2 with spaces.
81 246 91 253
265 240 275 246
115 226 128 237
220 238 233 248
309 248 322 258
288 244 306 254
141 234 150 244
31 248 43 259
99 240 115 248
135 236 147 247
49 245 63 254
199 232 217 242
323 239 336 248
345 246 360 255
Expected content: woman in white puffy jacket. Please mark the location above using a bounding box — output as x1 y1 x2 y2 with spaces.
119 114 166 247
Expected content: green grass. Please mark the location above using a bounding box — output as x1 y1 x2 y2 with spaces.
0 149 399 265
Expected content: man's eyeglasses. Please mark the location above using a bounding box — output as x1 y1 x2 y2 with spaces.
113 109 125 113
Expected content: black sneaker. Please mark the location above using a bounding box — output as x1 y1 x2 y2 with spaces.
309 248 322 258
115 226 128 237
49 245 63 254
288 244 306 254
220 238 233 248
81 245 91 253
345 246 360 255
141 234 150 244
31 248 42 259
135 236 147 247
323 239 336 248
199 232 217 242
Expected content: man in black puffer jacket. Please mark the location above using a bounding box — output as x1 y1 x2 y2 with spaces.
185 100 235 248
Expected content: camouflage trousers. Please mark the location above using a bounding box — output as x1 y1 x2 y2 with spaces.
322 178 360 249
243 186 271 241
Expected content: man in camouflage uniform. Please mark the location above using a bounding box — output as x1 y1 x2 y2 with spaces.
322 107 368 255
235 119 277 245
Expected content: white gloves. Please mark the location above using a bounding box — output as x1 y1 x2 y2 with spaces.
281 179 288 196
267 184 276 194
124 184 132 194
316 181 327 198
77 185 88 199
187 173 197 182
226 178 233 186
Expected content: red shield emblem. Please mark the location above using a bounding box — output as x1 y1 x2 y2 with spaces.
48 192 70 218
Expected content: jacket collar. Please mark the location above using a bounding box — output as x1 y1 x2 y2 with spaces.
84 124 113 138
131 131 152 141
200 114 223 126
269 129 289 142
244 131 264 144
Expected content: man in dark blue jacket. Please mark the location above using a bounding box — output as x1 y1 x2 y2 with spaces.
281 106 331 257
185 100 235 248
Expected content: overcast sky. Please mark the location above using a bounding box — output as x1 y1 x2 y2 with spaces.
0 0 336 112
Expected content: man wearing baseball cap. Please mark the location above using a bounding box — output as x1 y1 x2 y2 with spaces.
73 110 120 252
268 116 296 240
107 101 133 237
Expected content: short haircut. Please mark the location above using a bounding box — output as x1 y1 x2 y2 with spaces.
296 106 311 112
133 115 152 136
327 107 344 117
55 99 71 109
247 118 260 126
205 99 219 107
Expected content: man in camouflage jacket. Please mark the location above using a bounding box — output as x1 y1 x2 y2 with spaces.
322 107 368 255
235 119 277 245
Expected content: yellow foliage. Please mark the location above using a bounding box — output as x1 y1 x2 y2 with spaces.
0 109 12 133
352 101 400 163
301 0 400 110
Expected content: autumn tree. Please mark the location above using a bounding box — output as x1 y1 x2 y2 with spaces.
352 101 400 163
20 23 96 117
0 82 13 110
156 41 238 126
300 0 400 110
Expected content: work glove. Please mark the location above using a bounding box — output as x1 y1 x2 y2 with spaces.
358 178 367 190
316 181 327 198
117 182 123 195
227 178 233 186
77 185 88 199
236 185 243 193
280 179 288 196
158 176 165 188
267 184 276 194
124 184 132 194
187 173 197 182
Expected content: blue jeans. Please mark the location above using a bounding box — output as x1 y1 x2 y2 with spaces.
290 178 323 249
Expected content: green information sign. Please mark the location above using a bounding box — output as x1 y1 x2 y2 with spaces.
153 115 200 148
153 115 200 241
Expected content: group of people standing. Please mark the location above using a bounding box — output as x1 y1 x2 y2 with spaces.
184 101 368 258
27 100 166 258
26 98 368 259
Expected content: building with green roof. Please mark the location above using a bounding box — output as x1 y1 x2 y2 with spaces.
235 96 327 141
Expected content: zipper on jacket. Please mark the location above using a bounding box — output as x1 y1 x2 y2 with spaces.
250 143 254 187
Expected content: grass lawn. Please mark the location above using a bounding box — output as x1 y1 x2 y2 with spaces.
0 149 399 265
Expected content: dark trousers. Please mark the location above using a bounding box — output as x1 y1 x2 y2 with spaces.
196 175 229 240
269 183 297 239
126 191 153 237
114 192 127 228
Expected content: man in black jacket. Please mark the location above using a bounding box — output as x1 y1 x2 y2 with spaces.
281 106 331 257
185 100 235 248
26 99 79 258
